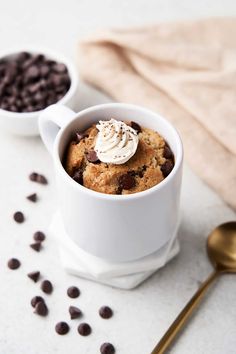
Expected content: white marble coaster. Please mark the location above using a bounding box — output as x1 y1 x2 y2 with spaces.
49 212 180 289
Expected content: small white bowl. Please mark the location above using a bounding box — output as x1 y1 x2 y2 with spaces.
0 47 78 136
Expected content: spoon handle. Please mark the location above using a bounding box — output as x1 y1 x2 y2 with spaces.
151 270 219 354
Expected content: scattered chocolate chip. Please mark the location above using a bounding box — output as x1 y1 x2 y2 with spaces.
72 169 83 185
118 174 136 190
7 258 21 270
86 150 100 164
99 306 113 319
27 271 40 283
29 172 48 184
29 172 37 181
131 121 142 133
31 296 44 308
75 131 88 143
30 242 42 252
69 306 82 319
78 323 91 336
100 343 115 354
41 280 53 294
13 211 24 223
34 300 48 316
161 160 174 177
55 321 70 335
27 193 37 202
33 231 46 242
36 174 48 184
163 145 174 160
67 286 80 298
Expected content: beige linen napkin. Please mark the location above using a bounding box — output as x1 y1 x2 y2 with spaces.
77 17 236 210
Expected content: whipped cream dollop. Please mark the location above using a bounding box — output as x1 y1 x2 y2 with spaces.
95 119 139 164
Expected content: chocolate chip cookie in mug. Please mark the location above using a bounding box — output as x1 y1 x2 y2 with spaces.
64 119 175 195
39 103 183 262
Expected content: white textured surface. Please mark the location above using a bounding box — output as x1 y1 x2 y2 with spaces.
0 1 236 353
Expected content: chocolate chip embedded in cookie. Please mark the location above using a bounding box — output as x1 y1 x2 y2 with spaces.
131 121 142 133
74 131 88 144
86 150 100 164
161 160 174 177
64 119 175 195
163 144 174 160
72 168 83 185
118 173 136 190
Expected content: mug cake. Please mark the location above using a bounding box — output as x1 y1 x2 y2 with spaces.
64 118 174 195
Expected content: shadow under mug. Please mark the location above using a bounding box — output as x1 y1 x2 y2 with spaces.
39 103 183 262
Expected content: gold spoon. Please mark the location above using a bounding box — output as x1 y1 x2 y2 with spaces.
151 221 236 354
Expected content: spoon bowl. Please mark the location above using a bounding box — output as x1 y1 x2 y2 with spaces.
151 221 236 354
207 221 236 272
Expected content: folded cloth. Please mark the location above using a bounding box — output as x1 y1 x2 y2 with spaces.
77 17 236 210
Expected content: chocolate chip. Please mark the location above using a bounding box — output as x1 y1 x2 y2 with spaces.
31 296 44 308
100 343 115 354
75 131 88 143
29 172 38 181
67 286 80 298
30 242 42 252
86 150 100 163
40 65 50 77
29 172 48 184
25 65 40 81
34 301 48 316
118 174 135 190
99 306 113 319
116 186 122 195
131 121 142 133
7 258 21 270
69 306 82 319
13 211 24 223
27 193 37 202
161 160 174 177
36 174 48 184
78 323 91 336
72 169 83 185
163 145 174 160
27 271 40 283
53 63 67 73
41 280 53 294
55 322 70 335
33 231 46 242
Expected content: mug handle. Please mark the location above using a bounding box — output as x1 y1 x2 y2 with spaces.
38 104 76 155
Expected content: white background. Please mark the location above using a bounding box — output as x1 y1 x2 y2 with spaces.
0 1 236 353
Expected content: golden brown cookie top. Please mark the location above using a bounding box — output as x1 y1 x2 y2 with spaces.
64 121 174 195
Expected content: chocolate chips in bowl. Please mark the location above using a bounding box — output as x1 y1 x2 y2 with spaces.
0 48 78 136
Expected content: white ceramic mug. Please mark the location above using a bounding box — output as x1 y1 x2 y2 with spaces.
39 103 183 262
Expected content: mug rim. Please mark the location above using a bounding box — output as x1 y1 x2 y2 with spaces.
54 103 183 201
